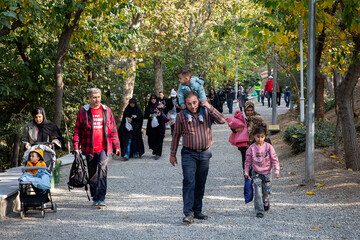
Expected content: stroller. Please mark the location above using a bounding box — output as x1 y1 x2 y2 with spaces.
19 143 57 218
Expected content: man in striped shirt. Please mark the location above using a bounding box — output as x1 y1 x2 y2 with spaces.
170 91 226 224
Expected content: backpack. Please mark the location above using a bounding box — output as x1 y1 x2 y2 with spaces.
68 153 90 200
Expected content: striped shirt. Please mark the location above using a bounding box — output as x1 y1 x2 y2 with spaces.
170 105 226 157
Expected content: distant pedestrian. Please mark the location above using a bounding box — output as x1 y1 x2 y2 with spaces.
276 84 283 106
225 83 235 114
73 88 120 207
165 90 181 136
237 86 247 112
208 88 221 111
254 78 262 102
260 90 265 106
118 98 145 160
244 126 280 218
284 85 291 107
177 68 207 108
217 86 226 113
144 94 167 160
264 76 273 108
170 91 226 224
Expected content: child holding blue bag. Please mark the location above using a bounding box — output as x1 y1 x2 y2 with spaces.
244 126 280 218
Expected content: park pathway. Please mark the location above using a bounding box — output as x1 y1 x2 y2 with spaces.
1 99 359 240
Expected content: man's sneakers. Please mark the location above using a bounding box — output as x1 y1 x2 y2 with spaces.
93 200 106 208
183 215 194 224
264 202 270 211
194 213 208 220
183 213 208 224
256 213 264 218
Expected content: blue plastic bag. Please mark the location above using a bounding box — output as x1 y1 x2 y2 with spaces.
244 177 253 204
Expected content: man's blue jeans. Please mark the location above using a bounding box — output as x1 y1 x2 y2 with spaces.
181 147 212 216
266 92 272 107
227 99 233 114
86 150 108 202
284 90 291 107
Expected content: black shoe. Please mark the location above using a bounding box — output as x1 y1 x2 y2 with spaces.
194 213 208 220
256 213 264 218
183 215 194 224
264 202 270 211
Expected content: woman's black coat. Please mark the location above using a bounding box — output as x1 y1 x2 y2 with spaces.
118 103 145 157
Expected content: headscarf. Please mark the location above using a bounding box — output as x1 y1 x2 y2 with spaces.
31 107 64 149
123 98 142 118
243 102 266 141
147 94 160 114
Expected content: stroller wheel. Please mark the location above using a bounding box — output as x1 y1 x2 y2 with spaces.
51 203 57 213
41 204 45 218
20 202 25 219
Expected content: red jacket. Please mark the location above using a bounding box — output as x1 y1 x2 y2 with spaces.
73 104 120 156
264 80 273 93
226 111 249 148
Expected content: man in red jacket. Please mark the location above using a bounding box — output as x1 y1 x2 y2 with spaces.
73 88 120 207
264 75 274 108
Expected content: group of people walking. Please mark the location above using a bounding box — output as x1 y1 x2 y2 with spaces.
21 68 281 223
260 76 291 108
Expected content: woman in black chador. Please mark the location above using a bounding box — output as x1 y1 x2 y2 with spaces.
119 98 145 160
22 107 65 150
144 94 167 160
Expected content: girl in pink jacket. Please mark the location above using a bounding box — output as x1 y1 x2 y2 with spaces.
244 126 280 218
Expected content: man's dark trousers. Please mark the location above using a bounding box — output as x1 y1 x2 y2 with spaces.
181 147 211 216
227 98 233 114
86 150 108 202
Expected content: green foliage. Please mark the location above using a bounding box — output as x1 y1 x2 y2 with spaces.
283 120 336 154
282 125 307 154
324 97 335 113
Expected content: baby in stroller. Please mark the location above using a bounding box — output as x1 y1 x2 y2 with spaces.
18 144 57 218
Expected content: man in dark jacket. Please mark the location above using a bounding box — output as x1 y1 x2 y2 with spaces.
225 83 235 114
73 88 120 208
217 86 226 113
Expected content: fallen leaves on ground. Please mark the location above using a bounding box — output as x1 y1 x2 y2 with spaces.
288 172 296 175
311 226 320 230
330 155 339 159
316 184 325 188
306 191 315 195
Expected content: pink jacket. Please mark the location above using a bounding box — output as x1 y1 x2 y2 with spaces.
245 142 280 176
226 110 249 148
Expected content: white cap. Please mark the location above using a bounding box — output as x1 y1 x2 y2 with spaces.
170 90 177 97
268 75 273 79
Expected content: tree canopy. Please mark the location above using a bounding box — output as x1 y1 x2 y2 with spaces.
1 0 359 170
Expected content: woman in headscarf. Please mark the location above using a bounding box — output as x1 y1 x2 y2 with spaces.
207 88 221 111
22 107 65 150
230 102 268 171
144 94 166 160
118 98 145 160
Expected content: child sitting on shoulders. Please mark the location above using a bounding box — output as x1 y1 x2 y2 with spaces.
26 148 46 176
244 126 280 218
177 68 207 108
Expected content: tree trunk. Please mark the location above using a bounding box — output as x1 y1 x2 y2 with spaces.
11 133 22 167
335 36 360 170
119 49 137 123
154 56 164 95
314 28 326 120
54 10 83 127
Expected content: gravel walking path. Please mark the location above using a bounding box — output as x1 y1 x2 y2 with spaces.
1 100 359 240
